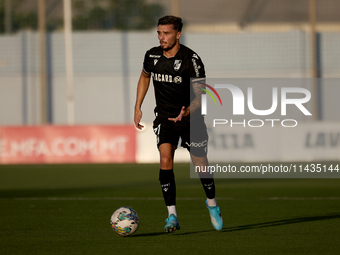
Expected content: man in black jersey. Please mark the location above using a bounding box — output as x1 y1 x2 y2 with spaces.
134 15 223 232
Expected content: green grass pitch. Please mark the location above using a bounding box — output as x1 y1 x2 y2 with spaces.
1 163 340 255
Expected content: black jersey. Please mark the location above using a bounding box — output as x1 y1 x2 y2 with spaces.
143 44 205 118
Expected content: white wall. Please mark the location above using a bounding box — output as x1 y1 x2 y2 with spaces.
137 122 340 163
0 30 340 125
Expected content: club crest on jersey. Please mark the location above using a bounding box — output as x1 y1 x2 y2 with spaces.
174 60 182 71
154 59 158 65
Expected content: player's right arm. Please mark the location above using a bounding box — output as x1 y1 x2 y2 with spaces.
134 70 151 130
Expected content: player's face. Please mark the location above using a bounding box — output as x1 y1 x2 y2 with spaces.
157 24 181 51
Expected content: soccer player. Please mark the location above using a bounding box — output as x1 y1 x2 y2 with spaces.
134 15 223 232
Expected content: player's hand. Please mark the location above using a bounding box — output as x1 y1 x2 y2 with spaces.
168 106 189 123
134 109 144 130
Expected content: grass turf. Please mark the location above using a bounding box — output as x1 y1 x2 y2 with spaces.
0 163 340 255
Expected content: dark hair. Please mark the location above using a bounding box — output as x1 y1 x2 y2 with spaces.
157 15 183 32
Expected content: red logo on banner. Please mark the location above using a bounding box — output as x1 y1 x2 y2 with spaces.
0 125 136 164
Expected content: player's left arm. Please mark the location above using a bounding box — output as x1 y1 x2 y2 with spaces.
188 80 205 115
168 82 205 123
168 105 189 123
186 52 206 117
168 81 204 122
168 53 205 122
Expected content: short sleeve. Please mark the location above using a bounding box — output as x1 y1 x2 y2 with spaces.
189 53 206 83
143 51 151 75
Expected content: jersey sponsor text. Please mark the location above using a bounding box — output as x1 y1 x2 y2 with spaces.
151 72 176 83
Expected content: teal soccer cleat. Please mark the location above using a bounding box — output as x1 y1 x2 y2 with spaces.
205 200 223 231
164 214 180 232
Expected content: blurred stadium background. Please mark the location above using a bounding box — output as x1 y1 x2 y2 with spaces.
0 0 340 164
0 0 339 125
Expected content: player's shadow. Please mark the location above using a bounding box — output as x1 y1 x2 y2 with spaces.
131 213 340 237
222 213 340 232
174 212 340 236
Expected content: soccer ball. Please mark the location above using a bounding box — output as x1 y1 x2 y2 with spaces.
110 207 139 237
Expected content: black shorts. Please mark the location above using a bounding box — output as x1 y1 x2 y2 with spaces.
153 115 208 157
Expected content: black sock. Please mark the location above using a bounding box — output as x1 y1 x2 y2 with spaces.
159 169 176 206
200 177 215 199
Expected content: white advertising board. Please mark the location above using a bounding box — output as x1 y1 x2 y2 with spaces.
136 122 340 163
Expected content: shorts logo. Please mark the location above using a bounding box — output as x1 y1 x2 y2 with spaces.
174 76 182 84
174 60 182 71
153 123 161 144
185 140 207 148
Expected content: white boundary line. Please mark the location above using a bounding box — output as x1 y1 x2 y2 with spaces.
262 197 340 200
10 197 234 201
4 197 340 201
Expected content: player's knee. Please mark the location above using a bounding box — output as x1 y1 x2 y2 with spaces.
160 155 173 169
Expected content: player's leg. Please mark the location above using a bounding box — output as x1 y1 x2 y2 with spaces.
190 154 215 202
182 116 223 231
159 143 176 211
153 117 180 232
159 142 175 170
191 154 223 231
159 143 180 232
